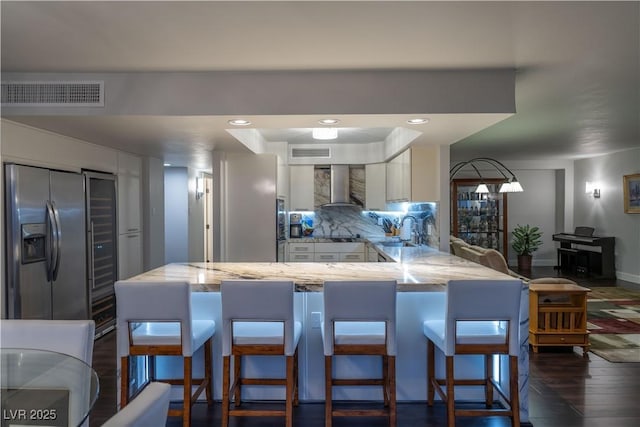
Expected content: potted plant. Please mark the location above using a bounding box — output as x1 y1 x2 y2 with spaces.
511 224 543 270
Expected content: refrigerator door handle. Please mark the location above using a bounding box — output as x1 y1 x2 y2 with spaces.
50 201 62 281
88 221 95 289
45 201 56 281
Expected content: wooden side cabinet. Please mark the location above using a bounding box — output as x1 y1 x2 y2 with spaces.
529 283 591 356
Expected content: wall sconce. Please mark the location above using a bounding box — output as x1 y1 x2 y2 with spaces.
450 157 524 193
585 182 600 198
195 176 204 200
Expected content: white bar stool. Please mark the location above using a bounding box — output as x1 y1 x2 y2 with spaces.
115 280 216 427
220 280 301 427
101 382 171 427
322 280 397 427
423 279 522 427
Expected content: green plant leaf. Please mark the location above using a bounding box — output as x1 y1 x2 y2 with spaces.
511 223 544 256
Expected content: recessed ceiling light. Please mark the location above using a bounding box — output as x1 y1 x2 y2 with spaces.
163 163 172 167
312 128 338 140
228 119 252 126
318 118 340 125
406 118 429 125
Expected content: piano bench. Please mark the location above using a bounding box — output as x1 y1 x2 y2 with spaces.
557 248 590 276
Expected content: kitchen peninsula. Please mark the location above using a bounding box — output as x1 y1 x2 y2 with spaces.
127 244 530 422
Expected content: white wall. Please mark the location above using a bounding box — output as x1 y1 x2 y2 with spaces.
164 167 189 263
216 152 277 261
574 148 640 283
507 169 557 266
143 157 165 270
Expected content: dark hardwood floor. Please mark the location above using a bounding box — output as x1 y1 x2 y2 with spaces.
89 267 640 426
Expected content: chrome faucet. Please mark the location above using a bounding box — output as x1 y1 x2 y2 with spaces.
400 215 417 242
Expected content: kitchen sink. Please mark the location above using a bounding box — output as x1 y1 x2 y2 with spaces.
380 241 416 248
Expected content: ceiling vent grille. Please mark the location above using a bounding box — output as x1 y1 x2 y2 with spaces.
1 81 104 107
290 147 331 158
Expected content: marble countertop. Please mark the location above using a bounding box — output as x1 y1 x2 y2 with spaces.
129 245 515 292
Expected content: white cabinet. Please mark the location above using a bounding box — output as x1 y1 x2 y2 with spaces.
365 163 387 210
118 232 143 279
117 153 142 234
315 253 339 262
386 149 410 202
289 242 314 253
288 242 365 262
339 252 365 262
289 165 315 211
277 155 289 201
366 243 380 262
386 146 441 203
117 152 143 278
314 242 365 263
288 242 314 262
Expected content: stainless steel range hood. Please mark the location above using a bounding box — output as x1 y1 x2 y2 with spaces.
322 165 363 208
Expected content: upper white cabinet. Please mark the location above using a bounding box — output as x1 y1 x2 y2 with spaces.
289 165 315 211
386 149 411 202
386 146 441 203
277 154 289 201
365 163 387 211
117 152 142 234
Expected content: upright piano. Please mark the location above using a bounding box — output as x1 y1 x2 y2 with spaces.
552 232 615 278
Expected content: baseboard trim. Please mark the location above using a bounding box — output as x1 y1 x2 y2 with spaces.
616 271 640 284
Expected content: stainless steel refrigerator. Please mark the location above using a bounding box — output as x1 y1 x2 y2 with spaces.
4 164 88 320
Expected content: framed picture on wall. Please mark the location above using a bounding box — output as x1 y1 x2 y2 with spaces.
623 173 640 213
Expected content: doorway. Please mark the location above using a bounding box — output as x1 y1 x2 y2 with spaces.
203 173 213 262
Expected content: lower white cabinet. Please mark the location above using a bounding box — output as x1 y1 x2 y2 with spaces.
118 232 143 279
315 253 339 262
339 252 365 262
289 252 314 262
289 242 365 262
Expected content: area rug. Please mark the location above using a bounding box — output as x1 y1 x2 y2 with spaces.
587 286 640 362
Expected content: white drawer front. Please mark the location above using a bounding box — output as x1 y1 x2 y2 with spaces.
314 252 339 262
289 243 314 253
315 242 364 253
290 253 314 262
339 252 365 262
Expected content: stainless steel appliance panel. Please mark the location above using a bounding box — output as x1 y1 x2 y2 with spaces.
84 171 117 337
4 164 88 320
5 165 51 319
85 172 117 299
50 170 88 320
276 199 286 262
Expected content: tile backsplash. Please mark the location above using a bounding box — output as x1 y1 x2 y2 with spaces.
292 202 439 248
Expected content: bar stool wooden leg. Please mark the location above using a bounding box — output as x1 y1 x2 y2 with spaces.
205 338 213 405
445 356 455 427
286 355 294 427
389 355 397 427
426 340 435 406
325 355 333 427
182 356 192 427
510 356 521 427
294 347 300 406
222 355 230 427
382 355 389 406
485 354 494 408
233 355 242 407
120 356 130 408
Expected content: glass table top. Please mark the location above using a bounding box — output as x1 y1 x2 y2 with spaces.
0 348 99 427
